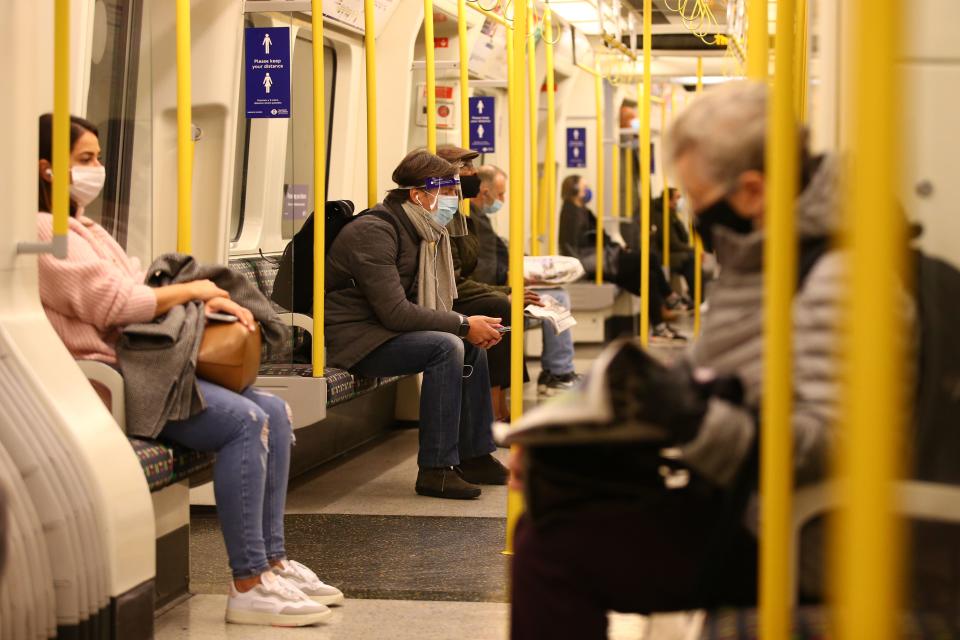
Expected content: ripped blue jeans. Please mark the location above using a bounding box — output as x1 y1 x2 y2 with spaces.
159 380 293 579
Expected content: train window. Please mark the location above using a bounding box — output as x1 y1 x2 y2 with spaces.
229 30 335 244
85 0 151 255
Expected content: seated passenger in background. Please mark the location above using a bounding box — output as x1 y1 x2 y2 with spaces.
467 162 582 396
558 175 686 341
324 149 509 499
34 114 340 627
436 145 531 420
510 82 846 638
650 187 706 304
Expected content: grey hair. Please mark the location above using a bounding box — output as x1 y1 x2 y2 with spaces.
478 164 507 185
666 80 768 190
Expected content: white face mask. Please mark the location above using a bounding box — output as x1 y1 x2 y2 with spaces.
70 165 106 207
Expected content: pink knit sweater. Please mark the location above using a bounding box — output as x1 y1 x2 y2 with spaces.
37 212 158 364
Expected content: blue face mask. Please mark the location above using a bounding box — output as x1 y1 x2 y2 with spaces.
484 199 503 215
583 187 593 205
434 195 460 227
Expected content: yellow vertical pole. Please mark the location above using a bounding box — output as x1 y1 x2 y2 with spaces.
311 0 327 376
544 7 558 255
458 0 471 217
747 0 768 81
364 0 377 208
458 0 469 150
424 0 437 153
638 0 652 346
527 4 539 255
760 0 797 636
693 60 703 337
662 91 670 269
794 0 810 123
594 73 604 285
52 0 70 241
833 1 905 639
625 134 634 220
505 1 526 556
175 0 192 253
611 142 621 218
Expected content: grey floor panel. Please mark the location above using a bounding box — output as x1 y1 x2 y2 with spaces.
156 596 510 640
189 513 509 603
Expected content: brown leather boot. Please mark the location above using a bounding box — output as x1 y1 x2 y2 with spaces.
415 467 482 499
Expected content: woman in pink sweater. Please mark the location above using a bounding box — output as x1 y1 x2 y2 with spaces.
36 114 342 627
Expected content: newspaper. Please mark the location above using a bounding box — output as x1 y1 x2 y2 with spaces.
525 293 577 334
494 339 669 447
523 255 585 285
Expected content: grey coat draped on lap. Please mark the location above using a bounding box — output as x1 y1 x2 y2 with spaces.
116 253 289 438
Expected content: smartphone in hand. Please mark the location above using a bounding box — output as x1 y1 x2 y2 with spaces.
497 325 512 334
206 312 239 323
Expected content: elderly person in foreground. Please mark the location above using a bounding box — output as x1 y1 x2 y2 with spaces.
509 81 845 639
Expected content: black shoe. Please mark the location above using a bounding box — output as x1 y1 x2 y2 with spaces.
416 468 482 499
455 454 509 485
537 371 582 396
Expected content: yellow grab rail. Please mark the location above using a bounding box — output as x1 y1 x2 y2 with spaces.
638 0 652 346
505 0 527 556
572 67 604 284
21 0 71 258
465 1 510 28
364 0 377 208
832 0 905 638
760 0 798 635
625 136 634 221
794 0 809 122
527 5 539 255
692 58 703 337
424 0 437 153
458 0 470 150
747 0 768 81
544 6 558 254
662 91 670 269
611 142 620 218
176 0 192 254
312 0 327 376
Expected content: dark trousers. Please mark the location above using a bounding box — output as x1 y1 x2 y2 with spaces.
614 250 671 325
453 294 529 389
510 494 758 640
352 331 496 468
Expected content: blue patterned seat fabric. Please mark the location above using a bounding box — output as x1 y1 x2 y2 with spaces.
699 606 958 639
229 256 404 408
128 437 213 493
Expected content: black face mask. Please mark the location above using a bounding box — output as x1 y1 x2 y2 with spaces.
460 174 481 199
693 197 753 253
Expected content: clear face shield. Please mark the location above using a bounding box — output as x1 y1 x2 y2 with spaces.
419 175 468 237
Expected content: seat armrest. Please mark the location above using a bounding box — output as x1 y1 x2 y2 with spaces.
76 360 126 431
276 313 315 336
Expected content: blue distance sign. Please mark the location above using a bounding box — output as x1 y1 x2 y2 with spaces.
245 27 291 118
469 96 495 154
566 127 587 168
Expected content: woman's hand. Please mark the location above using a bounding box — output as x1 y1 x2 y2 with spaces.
205 297 257 332
189 279 230 302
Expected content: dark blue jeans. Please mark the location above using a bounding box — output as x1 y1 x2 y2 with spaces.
352 331 497 468
159 381 292 579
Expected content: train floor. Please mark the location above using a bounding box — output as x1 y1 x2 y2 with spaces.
155 323 695 639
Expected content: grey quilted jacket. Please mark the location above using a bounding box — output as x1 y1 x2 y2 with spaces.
116 253 289 438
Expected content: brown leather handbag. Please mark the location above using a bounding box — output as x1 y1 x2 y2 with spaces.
196 321 262 393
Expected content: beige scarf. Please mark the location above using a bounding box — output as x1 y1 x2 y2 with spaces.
400 201 458 311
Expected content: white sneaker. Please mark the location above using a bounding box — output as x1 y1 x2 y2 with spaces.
273 559 345 606
226 570 332 627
